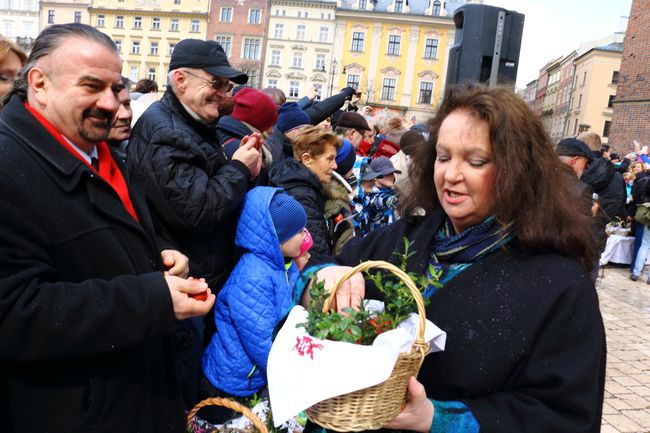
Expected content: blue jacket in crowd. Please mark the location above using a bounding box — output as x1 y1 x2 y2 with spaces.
202 186 300 397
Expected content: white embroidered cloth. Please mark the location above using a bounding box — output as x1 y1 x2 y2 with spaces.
267 304 446 426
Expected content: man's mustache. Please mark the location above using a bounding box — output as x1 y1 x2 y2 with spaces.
83 109 113 122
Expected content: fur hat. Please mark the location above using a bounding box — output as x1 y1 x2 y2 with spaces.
232 87 278 132
277 102 310 133
269 191 307 244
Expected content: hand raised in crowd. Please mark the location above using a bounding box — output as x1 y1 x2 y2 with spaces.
165 275 215 320
301 265 365 311
160 249 189 278
386 377 434 433
307 86 319 101
233 132 263 180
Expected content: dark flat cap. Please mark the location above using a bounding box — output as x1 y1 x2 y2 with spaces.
556 138 595 162
337 112 371 131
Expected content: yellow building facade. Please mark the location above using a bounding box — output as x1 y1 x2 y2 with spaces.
89 0 209 90
39 0 91 30
566 43 622 144
333 9 453 121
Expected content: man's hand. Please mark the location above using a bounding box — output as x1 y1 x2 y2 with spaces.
165 275 215 320
233 133 262 179
301 266 365 311
386 377 434 433
160 249 189 278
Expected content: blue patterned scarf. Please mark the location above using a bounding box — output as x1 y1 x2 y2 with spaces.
423 216 514 298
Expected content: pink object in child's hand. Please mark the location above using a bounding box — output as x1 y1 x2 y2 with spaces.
299 229 313 257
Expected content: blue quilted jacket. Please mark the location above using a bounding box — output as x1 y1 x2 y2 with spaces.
202 186 301 397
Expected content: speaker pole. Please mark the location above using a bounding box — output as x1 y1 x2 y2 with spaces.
489 11 506 88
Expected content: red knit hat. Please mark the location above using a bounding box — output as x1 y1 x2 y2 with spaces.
232 87 278 132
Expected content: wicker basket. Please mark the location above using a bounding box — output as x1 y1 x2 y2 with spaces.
305 260 429 432
187 397 269 433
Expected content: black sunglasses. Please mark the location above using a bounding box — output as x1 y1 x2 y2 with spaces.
183 70 233 92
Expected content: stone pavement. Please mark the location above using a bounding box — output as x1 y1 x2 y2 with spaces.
597 265 650 433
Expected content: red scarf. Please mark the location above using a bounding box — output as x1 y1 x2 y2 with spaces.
25 102 140 223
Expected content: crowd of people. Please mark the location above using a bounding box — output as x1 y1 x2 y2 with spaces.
0 23 622 433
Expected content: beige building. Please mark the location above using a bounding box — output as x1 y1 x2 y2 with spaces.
263 0 337 101
566 42 622 144
541 57 562 140
1 0 39 52
89 0 209 90
39 0 90 30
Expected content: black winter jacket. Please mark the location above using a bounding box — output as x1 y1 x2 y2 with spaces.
269 158 332 256
303 87 356 125
328 210 606 433
128 89 251 289
581 157 627 248
0 96 183 432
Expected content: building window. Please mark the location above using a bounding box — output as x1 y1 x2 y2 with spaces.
424 38 438 59
242 38 260 60
315 54 325 71
603 120 611 138
418 81 433 104
359 0 367 10
150 41 158 55
131 41 140 54
274 23 283 38
114 39 122 53
432 0 441 15
298 11 302 18
220 7 233 22
152 17 160 30
248 69 258 88
346 74 360 89
174 0 180 4
116 15 124 28
268 79 278 88
582 71 587 85
608 95 615 108
292 52 303 68
249 9 261 24
382 78 396 100
305 11 308 18
97 15 105 27
74 11 81 23
319 26 329 43
129 66 138 82
296 25 306 41
270 50 281 66
134 16 142 29
351 32 364 52
611 71 620 84
289 80 300 98
577 94 582 108
394 0 403 12
314 83 323 100
47 10 54 23
215 36 232 56
387 35 401 56
168 43 175 56
191 19 200 32
170 18 179 31
147 67 156 81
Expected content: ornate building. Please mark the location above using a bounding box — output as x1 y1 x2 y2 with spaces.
1 0 39 51
262 0 337 100
332 1 454 121
208 0 269 88
89 0 209 90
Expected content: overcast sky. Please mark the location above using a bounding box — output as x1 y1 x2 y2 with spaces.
479 0 633 88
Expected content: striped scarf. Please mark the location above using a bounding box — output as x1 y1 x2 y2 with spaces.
423 216 514 298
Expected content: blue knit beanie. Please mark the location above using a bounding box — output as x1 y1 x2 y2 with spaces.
335 139 356 175
276 102 310 133
269 191 307 243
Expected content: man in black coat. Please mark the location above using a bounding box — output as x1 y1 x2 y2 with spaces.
0 24 214 432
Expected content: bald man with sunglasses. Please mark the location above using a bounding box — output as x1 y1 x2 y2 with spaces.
127 39 262 407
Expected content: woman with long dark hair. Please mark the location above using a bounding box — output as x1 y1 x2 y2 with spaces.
302 84 604 433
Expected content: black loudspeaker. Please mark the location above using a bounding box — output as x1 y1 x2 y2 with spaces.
445 4 525 88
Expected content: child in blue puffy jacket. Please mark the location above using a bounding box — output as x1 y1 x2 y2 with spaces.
202 186 308 408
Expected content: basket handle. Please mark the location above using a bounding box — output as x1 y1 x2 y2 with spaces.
186 397 270 433
321 260 427 345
